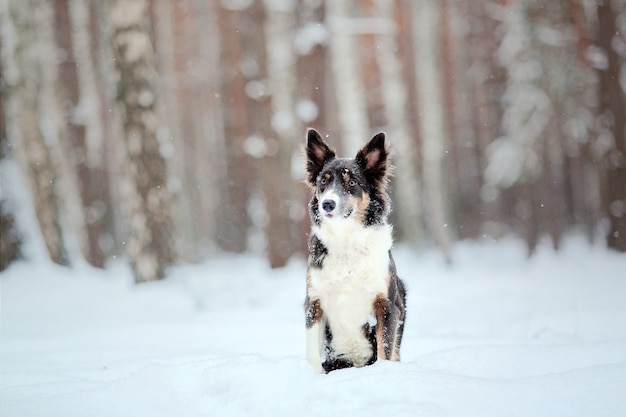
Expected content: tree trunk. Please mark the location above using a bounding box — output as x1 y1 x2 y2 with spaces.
108 0 175 282
296 0 328 133
215 2 253 254
69 0 111 266
85 0 123 259
53 0 108 268
411 0 453 261
153 0 222 261
264 0 301 267
0 201 21 270
2 0 71 265
564 0 603 243
597 0 626 252
326 0 369 154
459 0 507 239
295 0 328 255
373 0 424 245
0 94 22 271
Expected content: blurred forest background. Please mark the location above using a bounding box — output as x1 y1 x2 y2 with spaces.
1 0 625 283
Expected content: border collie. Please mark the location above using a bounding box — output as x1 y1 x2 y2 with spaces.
304 128 407 374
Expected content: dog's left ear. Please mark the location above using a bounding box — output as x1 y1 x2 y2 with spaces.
356 132 389 181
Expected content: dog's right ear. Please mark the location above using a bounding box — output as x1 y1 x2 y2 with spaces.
305 129 336 186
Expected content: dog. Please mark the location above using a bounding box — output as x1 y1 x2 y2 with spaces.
304 128 406 374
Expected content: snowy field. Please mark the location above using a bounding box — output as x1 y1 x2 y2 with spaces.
1 237 626 417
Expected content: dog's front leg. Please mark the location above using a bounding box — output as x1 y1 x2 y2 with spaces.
373 292 404 362
305 297 325 373
373 294 391 360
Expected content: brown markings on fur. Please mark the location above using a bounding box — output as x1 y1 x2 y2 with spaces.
305 298 323 328
355 193 371 223
373 293 389 360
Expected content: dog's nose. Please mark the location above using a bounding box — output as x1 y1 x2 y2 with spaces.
322 199 336 213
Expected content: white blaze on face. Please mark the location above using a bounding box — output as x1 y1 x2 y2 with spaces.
319 189 340 217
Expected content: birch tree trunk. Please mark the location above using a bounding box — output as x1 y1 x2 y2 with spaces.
373 0 424 245
326 0 369 154
411 0 453 261
108 0 175 282
2 0 72 265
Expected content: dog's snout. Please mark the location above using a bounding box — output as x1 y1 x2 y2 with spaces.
322 199 336 213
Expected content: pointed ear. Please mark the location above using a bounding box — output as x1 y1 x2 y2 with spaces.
305 129 336 185
355 132 389 181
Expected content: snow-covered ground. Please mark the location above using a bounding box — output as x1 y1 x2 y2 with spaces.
1 237 626 417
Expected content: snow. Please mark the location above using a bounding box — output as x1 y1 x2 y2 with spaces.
243 134 268 159
296 99 319 123
2 237 626 417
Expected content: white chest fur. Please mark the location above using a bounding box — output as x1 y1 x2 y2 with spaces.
308 219 393 365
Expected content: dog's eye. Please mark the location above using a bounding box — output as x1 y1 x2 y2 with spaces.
320 177 327 185
348 179 357 188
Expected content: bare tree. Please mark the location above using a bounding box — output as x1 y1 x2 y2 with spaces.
0 94 21 271
53 0 109 267
2 0 73 265
264 0 301 267
411 0 453 261
563 0 602 243
0 202 21 271
373 0 424 245
215 1 254 254
597 0 626 252
107 0 175 281
153 0 223 261
295 0 328 133
326 0 369 154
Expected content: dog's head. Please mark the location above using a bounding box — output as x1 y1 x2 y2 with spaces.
305 129 392 226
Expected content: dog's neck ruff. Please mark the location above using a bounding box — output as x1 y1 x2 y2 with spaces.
313 217 393 258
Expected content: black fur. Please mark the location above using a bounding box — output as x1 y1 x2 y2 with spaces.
308 234 328 268
380 254 407 358
304 129 406 373
322 323 377 373
305 129 336 186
